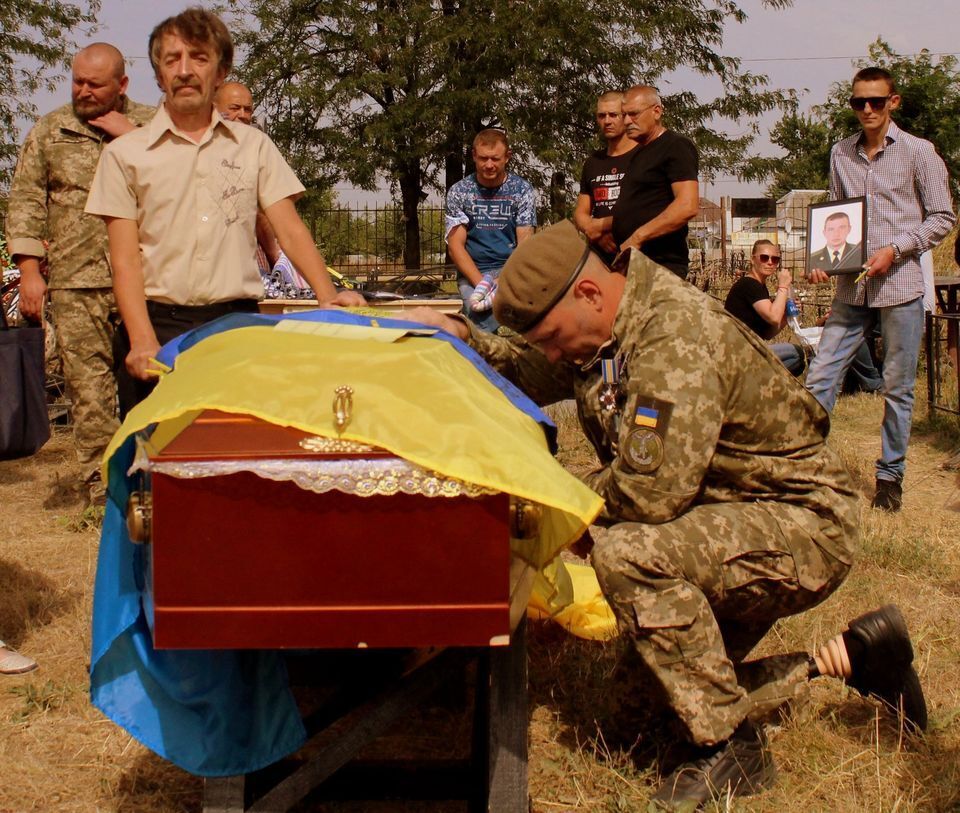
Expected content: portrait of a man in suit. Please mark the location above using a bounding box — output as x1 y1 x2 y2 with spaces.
810 211 863 271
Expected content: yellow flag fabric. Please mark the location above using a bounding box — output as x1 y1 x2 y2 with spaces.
528 561 619 640
104 324 609 622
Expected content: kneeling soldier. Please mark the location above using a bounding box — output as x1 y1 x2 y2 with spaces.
407 220 926 809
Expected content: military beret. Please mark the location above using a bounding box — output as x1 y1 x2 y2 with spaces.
493 219 592 333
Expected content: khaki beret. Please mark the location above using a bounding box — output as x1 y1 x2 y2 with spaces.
493 220 592 333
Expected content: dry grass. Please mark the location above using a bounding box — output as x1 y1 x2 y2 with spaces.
1 385 959 812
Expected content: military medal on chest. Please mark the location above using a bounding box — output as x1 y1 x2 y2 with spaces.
599 357 619 412
599 351 629 412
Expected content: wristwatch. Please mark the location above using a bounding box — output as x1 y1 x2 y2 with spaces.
889 243 902 262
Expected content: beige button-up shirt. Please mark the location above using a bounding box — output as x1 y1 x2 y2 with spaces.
85 104 304 305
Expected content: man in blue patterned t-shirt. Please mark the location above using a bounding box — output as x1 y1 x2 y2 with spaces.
445 129 536 332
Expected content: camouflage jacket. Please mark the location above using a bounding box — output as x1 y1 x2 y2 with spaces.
6 98 155 289
467 252 858 566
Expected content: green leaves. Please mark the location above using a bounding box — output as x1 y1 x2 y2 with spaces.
231 0 792 190
228 0 793 265
751 39 960 200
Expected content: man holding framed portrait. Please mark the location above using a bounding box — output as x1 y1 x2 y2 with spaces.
804 66 955 513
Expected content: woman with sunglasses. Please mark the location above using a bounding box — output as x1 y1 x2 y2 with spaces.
724 239 806 374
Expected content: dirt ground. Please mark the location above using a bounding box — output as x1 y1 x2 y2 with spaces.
1 388 959 812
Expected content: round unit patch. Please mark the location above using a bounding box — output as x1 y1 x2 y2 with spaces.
623 428 664 474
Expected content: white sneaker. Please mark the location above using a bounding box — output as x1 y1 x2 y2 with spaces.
0 642 38 675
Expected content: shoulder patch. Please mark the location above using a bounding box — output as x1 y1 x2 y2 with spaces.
629 393 673 436
622 427 664 474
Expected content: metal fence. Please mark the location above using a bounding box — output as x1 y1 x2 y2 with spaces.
3 193 832 291
305 204 452 289
306 194 835 314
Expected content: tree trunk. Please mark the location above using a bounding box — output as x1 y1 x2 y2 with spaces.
549 171 566 224
445 126 465 191
399 159 422 270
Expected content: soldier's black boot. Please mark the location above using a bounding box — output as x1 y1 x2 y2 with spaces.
649 720 777 810
845 604 927 732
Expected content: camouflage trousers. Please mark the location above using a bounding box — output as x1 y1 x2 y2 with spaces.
49 288 119 483
592 500 852 747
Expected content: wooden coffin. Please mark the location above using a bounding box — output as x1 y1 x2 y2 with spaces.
135 410 534 650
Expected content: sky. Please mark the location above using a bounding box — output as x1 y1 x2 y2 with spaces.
22 0 960 203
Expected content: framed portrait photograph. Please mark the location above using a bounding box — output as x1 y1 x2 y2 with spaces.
806 197 867 275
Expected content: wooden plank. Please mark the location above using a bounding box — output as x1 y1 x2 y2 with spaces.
306 759 474 800
202 775 246 813
246 650 467 812
485 617 529 813
201 634 530 813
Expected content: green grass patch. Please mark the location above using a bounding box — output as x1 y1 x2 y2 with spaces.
7 679 75 723
856 515 939 578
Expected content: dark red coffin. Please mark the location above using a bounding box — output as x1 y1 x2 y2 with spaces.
136 410 531 650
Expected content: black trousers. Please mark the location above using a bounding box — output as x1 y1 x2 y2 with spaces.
114 299 259 419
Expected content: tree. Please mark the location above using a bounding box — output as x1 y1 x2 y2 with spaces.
0 0 100 192
743 106 833 200
747 40 960 200
228 0 792 269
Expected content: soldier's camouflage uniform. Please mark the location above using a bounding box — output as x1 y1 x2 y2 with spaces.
467 252 858 747
6 99 154 487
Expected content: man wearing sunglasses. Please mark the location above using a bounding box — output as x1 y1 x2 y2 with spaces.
607 85 700 278
573 91 639 263
805 67 955 513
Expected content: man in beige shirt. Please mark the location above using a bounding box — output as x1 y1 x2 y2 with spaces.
86 8 363 415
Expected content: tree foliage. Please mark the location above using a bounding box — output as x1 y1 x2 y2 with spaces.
228 0 792 267
0 0 100 191
746 39 960 200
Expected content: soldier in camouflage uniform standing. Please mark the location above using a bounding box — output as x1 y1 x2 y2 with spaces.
407 219 927 809
6 44 154 505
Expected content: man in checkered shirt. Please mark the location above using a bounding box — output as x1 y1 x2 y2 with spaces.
805 66 955 512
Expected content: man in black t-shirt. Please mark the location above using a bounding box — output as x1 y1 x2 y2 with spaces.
607 85 699 278
573 91 638 261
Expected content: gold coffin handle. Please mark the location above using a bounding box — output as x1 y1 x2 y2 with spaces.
333 385 354 435
126 491 152 544
509 498 542 540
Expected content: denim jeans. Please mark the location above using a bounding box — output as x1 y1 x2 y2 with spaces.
843 338 884 394
805 297 924 483
457 275 500 333
770 343 805 376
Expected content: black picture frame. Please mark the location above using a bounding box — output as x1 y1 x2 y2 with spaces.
806 197 867 275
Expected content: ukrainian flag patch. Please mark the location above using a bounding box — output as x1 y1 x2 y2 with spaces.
628 393 674 438
634 406 659 428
